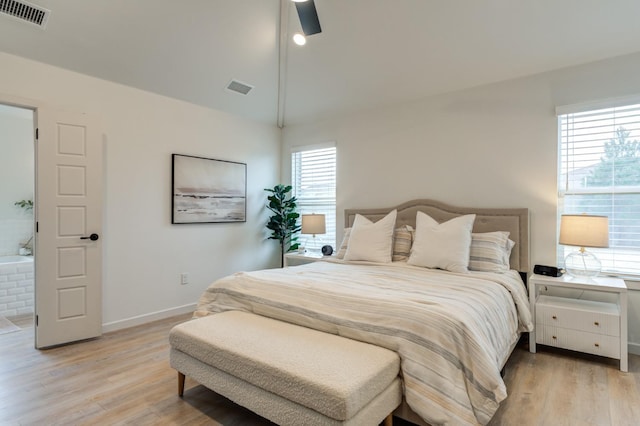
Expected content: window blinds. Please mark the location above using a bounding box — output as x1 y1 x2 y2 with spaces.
558 103 640 276
291 145 337 248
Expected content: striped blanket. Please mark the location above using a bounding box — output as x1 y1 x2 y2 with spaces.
195 261 533 425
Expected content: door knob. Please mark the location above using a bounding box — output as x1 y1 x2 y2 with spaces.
80 233 99 241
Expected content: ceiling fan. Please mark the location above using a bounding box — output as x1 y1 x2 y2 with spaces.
292 0 321 45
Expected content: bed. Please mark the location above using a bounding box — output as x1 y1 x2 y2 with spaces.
194 199 533 426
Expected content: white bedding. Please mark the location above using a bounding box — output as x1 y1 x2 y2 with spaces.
194 261 533 426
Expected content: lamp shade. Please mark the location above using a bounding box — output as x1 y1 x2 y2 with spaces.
301 214 326 235
559 214 609 248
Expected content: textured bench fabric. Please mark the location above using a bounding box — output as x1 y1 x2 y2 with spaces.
169 311 401 422
171 348 402 426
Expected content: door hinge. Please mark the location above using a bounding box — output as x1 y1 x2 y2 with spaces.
36 222 39 232
35 128 39 140
36 315 38 327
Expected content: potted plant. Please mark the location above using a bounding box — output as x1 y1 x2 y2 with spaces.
14 199 33 211
14 199 34 255
265 184 301 267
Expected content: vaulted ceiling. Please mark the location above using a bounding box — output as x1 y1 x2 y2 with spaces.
2 0 640 127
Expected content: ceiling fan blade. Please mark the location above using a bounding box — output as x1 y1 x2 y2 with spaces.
295 0 322 36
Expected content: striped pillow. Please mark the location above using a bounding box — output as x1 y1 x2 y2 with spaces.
468 231 512 272
336 225 413 261
392 225 413 262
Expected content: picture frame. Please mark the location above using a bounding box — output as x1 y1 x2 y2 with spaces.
172 154 247 224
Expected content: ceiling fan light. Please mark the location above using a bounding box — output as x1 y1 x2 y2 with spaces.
293 33 306 45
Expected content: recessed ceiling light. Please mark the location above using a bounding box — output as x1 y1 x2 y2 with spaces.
291 0 308 2
293 33 306 46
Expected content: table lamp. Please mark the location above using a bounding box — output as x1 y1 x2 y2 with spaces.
301 214 326 251
559 214 609 278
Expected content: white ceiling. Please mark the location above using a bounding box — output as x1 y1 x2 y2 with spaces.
2 0 640 127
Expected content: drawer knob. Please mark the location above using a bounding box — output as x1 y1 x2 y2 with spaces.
594 321 600 326
594 343 600 348
552 315 557 320
552 336 557 340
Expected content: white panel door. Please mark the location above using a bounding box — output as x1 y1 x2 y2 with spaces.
35 108 102 348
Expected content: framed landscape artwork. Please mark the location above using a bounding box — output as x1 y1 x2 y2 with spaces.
172 154 247 224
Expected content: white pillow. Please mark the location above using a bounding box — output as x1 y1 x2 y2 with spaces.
335 227 352 259
344 210 397 263
505 239 516 266
408 212 476 273
337 225 412 261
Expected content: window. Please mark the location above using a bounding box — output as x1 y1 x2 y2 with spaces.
558 102 640 276
291 144 336 249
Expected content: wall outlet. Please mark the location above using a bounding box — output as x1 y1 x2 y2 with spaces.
180 273 188 285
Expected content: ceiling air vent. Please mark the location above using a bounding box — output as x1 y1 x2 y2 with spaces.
226 80 254 96
0 0 50 29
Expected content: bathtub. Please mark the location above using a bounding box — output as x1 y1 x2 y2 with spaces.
0 255 34 318
0 255 33 264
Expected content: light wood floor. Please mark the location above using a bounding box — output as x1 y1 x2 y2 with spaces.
1 314 639 426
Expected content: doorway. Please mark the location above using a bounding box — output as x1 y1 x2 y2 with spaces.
0 103 35 334
0 98 103 347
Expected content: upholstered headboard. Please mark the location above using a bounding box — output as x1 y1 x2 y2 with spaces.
344 199 530 273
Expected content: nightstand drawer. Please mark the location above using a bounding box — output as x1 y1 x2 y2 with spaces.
284 252 327 267
529 275 628 372
536 295 619 337
536 325 620 358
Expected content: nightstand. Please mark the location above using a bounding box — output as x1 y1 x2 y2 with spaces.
529 274 628 372
284 252 329 267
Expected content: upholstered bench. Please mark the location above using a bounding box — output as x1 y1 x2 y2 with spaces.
169 311 402 426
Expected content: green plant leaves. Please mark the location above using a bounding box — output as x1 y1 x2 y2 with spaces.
265 185 301 267
14 199 33 211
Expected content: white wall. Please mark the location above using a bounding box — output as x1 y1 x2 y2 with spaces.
0 52 281 329
282 51 640 352
0 105 34 256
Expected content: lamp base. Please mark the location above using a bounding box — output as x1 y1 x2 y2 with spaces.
304 235 322 252
564 249 601 278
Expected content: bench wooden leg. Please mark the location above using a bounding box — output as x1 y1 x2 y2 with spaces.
383 414 393 426
178 372 185 397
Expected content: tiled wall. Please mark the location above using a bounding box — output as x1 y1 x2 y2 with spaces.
0 259 34 318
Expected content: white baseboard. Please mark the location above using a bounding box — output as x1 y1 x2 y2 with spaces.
102 303 196 333
629 342 640 356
